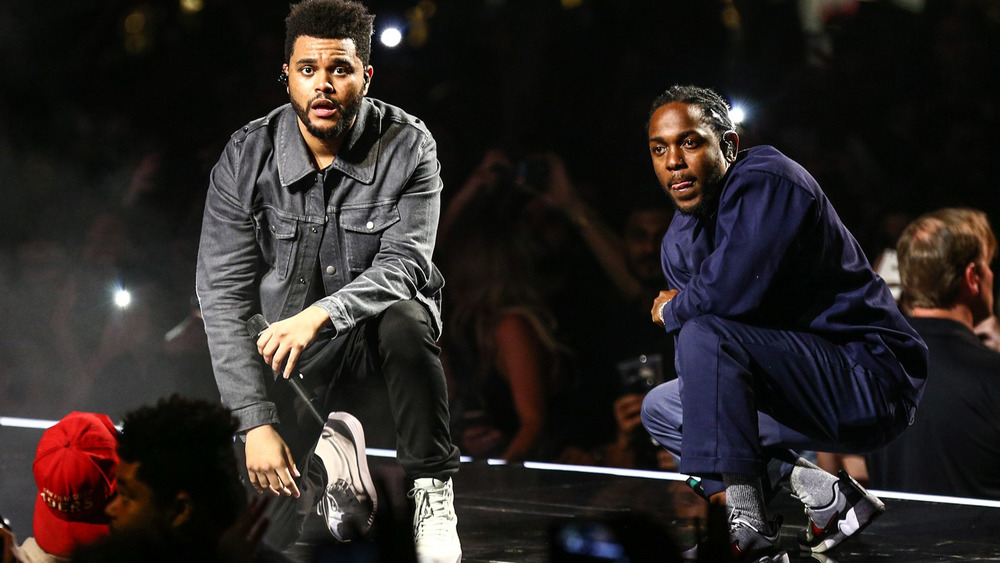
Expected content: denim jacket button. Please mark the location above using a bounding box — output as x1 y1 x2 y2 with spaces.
311 226 318 233
366 221 374 230
326 265 336 275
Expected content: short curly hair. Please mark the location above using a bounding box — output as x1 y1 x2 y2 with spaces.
117 395 244 538
284 0 375 66
648 85 734 140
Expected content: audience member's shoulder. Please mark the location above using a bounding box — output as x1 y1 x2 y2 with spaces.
912 316 1000 366
14 536 69 563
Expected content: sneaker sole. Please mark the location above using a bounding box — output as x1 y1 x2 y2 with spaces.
326 412 379 536
683 550 787 563
416 554 462 563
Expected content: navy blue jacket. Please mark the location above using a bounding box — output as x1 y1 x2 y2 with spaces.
660 145 927 407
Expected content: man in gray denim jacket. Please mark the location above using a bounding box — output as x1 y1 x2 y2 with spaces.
195 1 461 560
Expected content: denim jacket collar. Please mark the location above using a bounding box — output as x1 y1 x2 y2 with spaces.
275 99 381 188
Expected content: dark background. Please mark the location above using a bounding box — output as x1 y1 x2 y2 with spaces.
1 0 998 419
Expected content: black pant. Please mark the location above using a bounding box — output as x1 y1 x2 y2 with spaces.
237 299 461 549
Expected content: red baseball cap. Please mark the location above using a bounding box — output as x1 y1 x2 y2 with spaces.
32 412 119 558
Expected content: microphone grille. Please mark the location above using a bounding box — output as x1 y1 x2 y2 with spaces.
245 314 269 338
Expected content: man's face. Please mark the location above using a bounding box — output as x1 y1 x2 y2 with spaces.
104 461 170 535
284 35 371 144
648 102 732 217
623 208 672 287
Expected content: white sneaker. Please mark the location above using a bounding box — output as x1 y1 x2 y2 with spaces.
314 412 377 542
408 477 461 563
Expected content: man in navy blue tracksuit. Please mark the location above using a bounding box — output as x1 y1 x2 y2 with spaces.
639 85 927 561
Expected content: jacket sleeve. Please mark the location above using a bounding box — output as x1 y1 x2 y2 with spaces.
195 138 277 433
313 131 443 336
661 171 818 333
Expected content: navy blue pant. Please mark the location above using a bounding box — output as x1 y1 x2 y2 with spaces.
641 315 912 497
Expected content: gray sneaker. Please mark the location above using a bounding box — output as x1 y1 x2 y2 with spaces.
314 412 377 542
409 477 461 563
798 470 885 553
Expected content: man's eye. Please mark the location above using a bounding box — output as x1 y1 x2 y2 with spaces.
652 146 665 155
301 68 314 75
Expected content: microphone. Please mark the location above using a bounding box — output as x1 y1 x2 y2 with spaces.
245 314 325 426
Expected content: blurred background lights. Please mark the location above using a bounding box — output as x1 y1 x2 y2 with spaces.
114 288 132 309
380 27 403 47
729 105 746 126
179 0 204 14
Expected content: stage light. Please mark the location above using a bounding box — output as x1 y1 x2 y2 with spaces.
380 27 403 48
114 288 132 309
180 0 204 14
729 105 746 126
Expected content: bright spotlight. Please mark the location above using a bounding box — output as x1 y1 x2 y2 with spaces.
380 27 403 48
729 105 746 126
114 288 132 309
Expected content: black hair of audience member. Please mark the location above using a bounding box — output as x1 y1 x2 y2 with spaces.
115 395 246 547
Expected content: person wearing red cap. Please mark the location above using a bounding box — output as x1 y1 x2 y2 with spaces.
0 412 118 562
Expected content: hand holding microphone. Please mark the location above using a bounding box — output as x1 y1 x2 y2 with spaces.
248 306 331 379
246 311 327 426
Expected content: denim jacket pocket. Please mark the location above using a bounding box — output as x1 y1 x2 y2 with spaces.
341 202 401 272
252 206 299 280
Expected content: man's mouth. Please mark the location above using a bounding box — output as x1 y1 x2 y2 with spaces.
311 99 339 118
670 179 694 192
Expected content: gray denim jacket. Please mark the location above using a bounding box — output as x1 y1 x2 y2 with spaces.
195 98 444 432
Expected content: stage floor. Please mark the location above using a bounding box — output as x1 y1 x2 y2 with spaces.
4 422 1000 561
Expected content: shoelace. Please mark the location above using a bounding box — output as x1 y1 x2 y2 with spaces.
409 484 455 539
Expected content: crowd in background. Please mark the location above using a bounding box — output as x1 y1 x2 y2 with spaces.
2 0 1000 471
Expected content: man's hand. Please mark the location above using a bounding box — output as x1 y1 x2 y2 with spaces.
244 425 300 497
975 315 1000 353
651 289 679 327
613 393 645 444
256 306 330 379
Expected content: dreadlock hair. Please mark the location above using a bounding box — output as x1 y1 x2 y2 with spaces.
648 85 734 141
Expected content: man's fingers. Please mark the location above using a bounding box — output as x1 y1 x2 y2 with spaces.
283 348 301 380
277 467 301 498
256 330 272 357
259 471 285 496
247 470 265 494
279 446 301 496
270 344 288 374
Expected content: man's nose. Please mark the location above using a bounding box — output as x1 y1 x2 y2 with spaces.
316 71 335 91
665 147 685 170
